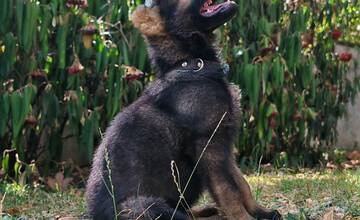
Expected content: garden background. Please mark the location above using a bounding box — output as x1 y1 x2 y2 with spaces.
0 0 359 219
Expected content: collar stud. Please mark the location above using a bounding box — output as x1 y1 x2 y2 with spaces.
194 58 204 72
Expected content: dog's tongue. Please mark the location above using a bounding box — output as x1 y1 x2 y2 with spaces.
201 4 222 14
200 0 230 16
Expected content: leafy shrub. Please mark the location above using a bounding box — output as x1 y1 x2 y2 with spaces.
0 0 147 179
223 0 360 166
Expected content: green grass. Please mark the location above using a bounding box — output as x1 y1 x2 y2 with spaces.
1 169 359 219
247 169 360 220
0 183 86 219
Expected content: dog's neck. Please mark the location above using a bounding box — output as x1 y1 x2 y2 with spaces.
131 6 220 77
146 32 219 76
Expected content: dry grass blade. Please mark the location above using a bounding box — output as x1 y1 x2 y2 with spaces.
170 112 228 220
0 192 6 217
135 203 156 220
171 160 196 219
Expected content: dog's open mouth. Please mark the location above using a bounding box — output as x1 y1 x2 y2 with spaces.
200 0 235 17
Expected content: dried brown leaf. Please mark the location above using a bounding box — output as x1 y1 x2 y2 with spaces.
46 172 73 191
6 207 21 216
326 162 338 169
347 150 360 160
323 209 334 220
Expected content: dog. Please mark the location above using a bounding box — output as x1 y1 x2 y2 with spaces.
86 0 282 219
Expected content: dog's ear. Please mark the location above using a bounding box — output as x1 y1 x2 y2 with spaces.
131 6 166 37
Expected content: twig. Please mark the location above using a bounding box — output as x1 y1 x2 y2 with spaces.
102 21 131 49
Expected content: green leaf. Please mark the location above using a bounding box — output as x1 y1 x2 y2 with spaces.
0 33 17 76
10 85 37 149
1 151 10 175
272 57 284 87
265 103 277 117
300 60 313 88
0 92 10 137
56 25 67 69
42 85 59 125
305 107 317 120
80 111 99 161
243 64 260 109
15 0 24 37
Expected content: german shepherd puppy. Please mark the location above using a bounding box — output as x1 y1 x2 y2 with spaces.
86 0 282 219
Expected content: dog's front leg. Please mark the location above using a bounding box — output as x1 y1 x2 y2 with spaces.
228 160 282 220
195 137 281 220
196 141 252 220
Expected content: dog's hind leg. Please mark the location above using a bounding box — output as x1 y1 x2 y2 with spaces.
119 196 189 220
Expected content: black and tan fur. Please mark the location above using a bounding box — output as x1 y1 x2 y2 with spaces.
86 0 282 219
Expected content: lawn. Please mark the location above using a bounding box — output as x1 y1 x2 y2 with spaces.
1 169 359 220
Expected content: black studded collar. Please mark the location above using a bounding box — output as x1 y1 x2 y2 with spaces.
171 58 230 77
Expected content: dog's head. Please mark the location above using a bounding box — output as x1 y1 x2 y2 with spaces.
132 0 238 37
132 0 238 74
